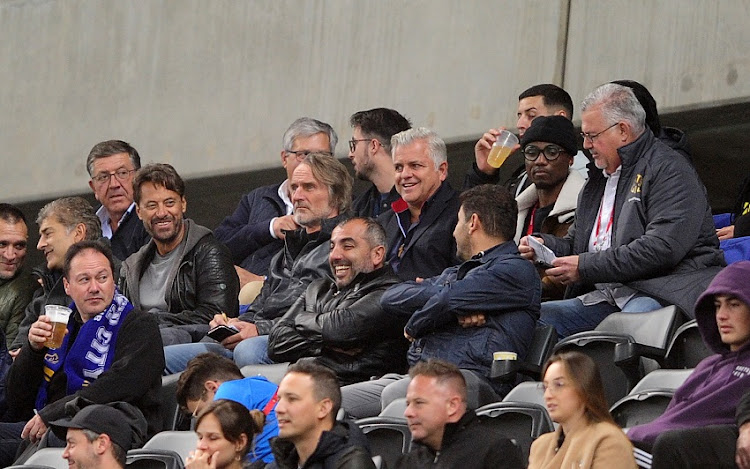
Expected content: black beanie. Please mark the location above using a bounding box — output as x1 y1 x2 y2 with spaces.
520 115 578 156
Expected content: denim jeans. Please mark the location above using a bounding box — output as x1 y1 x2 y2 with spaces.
539 295 663 339
163 335 273 375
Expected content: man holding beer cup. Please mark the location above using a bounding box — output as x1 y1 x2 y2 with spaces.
0 241 163 467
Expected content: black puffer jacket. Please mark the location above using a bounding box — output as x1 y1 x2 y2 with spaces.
395 410 523 469
238 214 349 335
267 266 408 385
268 420 375 469
120 219 239 326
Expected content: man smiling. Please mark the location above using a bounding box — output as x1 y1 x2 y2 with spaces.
268 217 406 385
120 164 239 345
379 127 461 281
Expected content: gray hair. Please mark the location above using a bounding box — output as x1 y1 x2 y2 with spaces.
390 127 447 170
37 197 101 241
300 153 353 215
86 140 141 176
581 83 647 134
282 117 338 153
81 429 126 466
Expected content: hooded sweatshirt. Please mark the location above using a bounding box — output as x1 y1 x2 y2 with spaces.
628 261 750 447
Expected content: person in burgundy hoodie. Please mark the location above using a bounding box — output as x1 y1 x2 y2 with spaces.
628 261 750 463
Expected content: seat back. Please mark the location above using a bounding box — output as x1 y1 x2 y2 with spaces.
240 362 290 385
161 372 182 431
596 306 682 350
502 381 545 408
372 455 383 469
143 431 198 465
553 333 632 406
610 390 674 429
356 417 411 469
380 397 407 418
475 402 554 463
665 320 712 368
523 324 559 379
126 449 184 469
628 369 693 395
18 448 67 469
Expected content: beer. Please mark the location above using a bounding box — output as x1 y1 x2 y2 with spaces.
43 304 72 349
45 321 68 349
487 144 514 168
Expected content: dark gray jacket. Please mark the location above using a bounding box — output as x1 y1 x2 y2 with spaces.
540 129 725 318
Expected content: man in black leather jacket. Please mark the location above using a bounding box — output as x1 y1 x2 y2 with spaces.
119 164 239 346
268 217 407 385
163 154 353 372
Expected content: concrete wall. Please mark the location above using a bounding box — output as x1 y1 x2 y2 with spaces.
2 0 749 203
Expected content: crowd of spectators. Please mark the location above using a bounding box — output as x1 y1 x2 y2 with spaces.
1 80 747 468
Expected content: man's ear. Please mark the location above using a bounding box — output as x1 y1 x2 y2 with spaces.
63 277 70 296
73 223 87 242
468 213 482 235
317 398 334 421
135 203 143 220
94 433 111 456
371 245 386 267
204 380 221 394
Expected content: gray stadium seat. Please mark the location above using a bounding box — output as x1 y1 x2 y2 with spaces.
240 362 290 385
142 431 197 465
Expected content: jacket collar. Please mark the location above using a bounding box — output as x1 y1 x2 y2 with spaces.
616 128 656 170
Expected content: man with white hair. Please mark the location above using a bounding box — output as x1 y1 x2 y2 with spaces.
379 127 461 281
520 83 724 338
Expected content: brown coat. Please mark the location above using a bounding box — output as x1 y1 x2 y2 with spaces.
528 422 636 469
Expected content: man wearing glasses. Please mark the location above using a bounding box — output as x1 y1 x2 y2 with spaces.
215 118 337 288
515 115 586 300
520 83 724 338
86 140 150 261
348 108 411 218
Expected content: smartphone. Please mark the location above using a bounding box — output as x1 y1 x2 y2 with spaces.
207 325 239 342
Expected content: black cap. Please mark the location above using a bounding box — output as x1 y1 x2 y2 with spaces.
520 115 578 156
50 402 147 451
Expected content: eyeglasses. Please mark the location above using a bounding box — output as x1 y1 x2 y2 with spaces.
523 145 567 162
348 138 371 153
538 381 568 395
581 122 618 143
285 150 333 161
91 169 136 186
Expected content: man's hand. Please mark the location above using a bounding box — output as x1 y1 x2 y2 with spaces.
717 224 735 241
272 215 299 240
220 321 258 350
208 312 229 329
458 313 486 328
545 255 581 285
737 422 750 469
474 128 502 175
21 414 48 443
234 266 264 290
28 316 54 351
404 330 414 342
9 348 20 360
518 236 541 261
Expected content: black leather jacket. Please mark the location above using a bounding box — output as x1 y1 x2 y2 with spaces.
120 219 239 326
268 266 408 385
238 214 349 335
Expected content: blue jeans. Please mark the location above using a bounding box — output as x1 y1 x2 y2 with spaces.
540 295 663 339
163 335 273 375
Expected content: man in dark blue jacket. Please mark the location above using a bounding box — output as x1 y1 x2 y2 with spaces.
342 184 541 417
214 118 338 286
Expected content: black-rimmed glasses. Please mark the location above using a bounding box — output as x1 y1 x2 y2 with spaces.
91 169 136 186
523 145 567 162
348 138 371 153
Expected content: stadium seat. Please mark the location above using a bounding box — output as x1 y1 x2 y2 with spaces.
379 397 407 417
554 306 682 406
475 401 554 464
126 449 184 469
240 362 289 385
491 324 557 383
372 455 383 469
6 448 67 469
142 431 197 465
609 369 692 429
502 381 546 408
663 320 712 368
356 416 411 469
161 372 182 431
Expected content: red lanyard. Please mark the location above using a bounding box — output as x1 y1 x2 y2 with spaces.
526 204 538 236
262 389 279 416
593 199 614 251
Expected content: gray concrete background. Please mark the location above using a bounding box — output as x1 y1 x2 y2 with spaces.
4 0 750 269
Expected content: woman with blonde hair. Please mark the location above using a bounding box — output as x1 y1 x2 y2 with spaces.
528 351 636 469
187 399 266 469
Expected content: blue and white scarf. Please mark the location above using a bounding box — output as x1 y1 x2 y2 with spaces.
35 291 133 410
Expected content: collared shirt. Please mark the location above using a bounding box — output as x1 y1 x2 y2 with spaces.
97 202 136 239
268 179 295 239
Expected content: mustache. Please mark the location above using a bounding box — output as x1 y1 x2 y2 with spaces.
150 215 175 225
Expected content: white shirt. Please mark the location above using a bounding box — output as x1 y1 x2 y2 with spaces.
96 202 136 239
268 179 294 239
